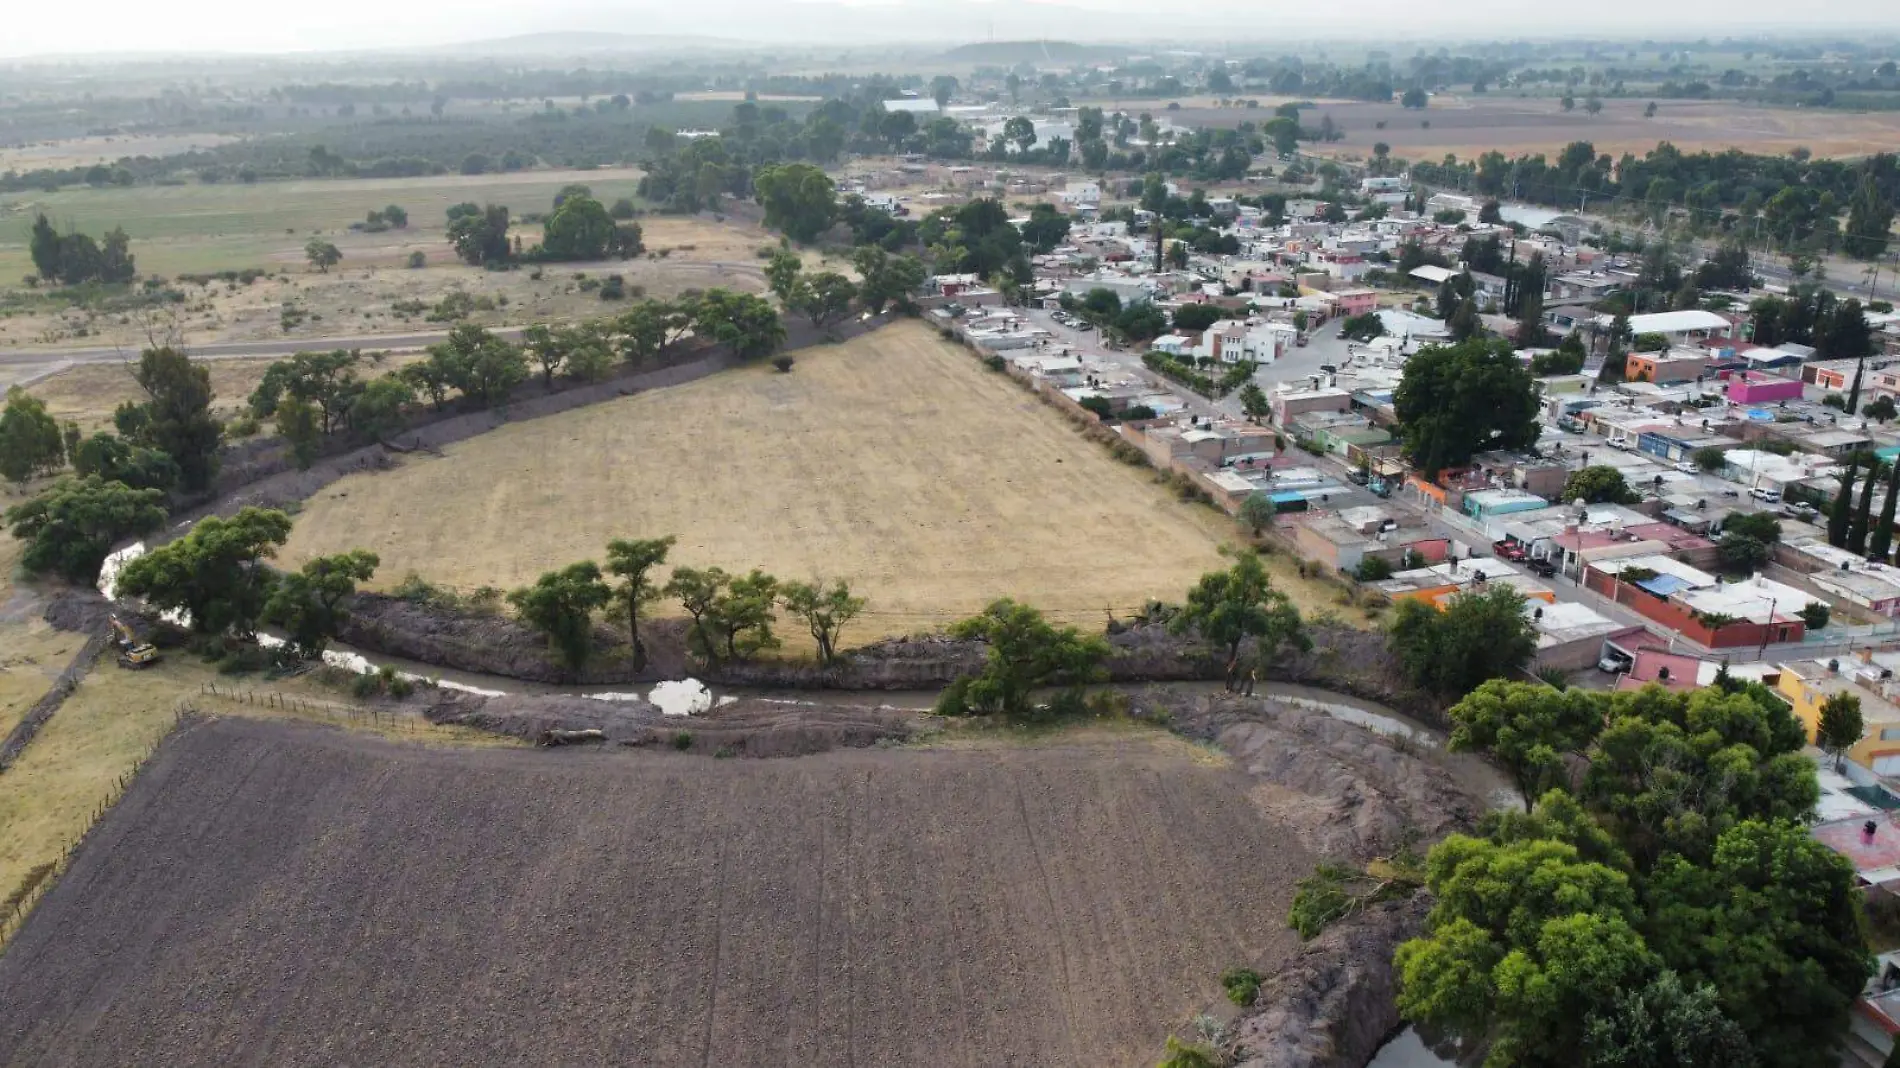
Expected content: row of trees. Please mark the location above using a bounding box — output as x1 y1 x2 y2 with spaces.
245 289 790 465
940 549 1310 721
27 213 136 286
1399 675 1867 1067
505 535 867 677
1 348 221 494
1825 451 1900 562
446 186 644 267
107 506 379 659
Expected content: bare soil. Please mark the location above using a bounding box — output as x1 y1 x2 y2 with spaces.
0 716 1315 1068
1176 94 1900 161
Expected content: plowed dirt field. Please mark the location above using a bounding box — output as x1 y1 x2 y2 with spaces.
0 718 1312 1067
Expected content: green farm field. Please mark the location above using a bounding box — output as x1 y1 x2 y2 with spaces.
0 166 647 278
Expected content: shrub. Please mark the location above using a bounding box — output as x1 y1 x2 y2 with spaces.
1353 556 1394 582
983 354 1006 371
772 355 796 373
406 251 426 269
226 414 260 438
672 731 693 750
1221 967 1263 1006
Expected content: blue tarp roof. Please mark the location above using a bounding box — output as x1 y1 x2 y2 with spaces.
1636 575 1691 597
1270 491 1306 504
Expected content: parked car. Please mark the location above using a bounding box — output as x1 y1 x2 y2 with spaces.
1493 539 1528 561
1673 461 1699 475
1347 469 1370 485
1750 487 1782 503
1529 558 1559 578
1599 652 1633 674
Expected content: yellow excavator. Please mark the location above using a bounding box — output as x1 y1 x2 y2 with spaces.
109 616 161 670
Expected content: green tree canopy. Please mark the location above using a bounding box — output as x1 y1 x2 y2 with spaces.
1387 584 1537 700
262 550 379 658
780 579 866 665
1449 681 1604 811
753 163 839 243
938 598 1111 720
540 193 616 260
116 507 293 637
508 561 612 674
123 347 222 493
1561 465 1640 505
605 535 675 669
4 475 166 583
1170 549 1310 680
0 387 66 484
1393 338 1541 477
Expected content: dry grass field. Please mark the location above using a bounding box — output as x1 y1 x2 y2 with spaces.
0 716 1312 1067
0 214 787 353
21 351 431 433
282 321 1268 635
0 535 84 740
1175 95 1900 161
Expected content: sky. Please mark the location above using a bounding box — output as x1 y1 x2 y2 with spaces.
3 0 1897 58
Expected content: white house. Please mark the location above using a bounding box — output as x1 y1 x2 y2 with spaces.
1166 320 1293 365
1059 181 1102 207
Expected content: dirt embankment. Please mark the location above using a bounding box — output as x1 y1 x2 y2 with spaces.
335 590 1438 717
1126 691 1475 1068
420 690 924 758
1227 896 1431 1068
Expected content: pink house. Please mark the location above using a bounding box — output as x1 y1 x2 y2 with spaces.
1331 288 1379 317
1726 371 1804 404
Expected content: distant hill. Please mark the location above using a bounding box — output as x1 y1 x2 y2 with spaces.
429 32 749 56
939 40 1124 65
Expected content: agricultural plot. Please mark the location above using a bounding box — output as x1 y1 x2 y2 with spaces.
0 166 649 278
0 717 1312 1067
281 321 1262 636
1177 95 1900 161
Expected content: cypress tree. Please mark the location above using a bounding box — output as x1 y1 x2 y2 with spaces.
1829 459 1858 549
1852 457 1883 555
1873 460 1900 563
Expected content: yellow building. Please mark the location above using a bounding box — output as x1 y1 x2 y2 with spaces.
1778 656 1900 774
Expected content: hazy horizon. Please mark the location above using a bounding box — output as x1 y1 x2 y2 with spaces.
5 0 1899 60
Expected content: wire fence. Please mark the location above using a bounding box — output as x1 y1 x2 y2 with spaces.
194 681 434 735
0 704 192 949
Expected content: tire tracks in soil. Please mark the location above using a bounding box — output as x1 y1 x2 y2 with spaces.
1013 772 1081 1067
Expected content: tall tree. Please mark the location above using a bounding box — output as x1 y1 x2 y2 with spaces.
1392 337 1542 477
779 578 866 665
1829 458 1858 548
115 507 293 637
605 535 674 669
1170 549 1310 687
752 163 838 243
540 194 617 260
128 347 222 493
1449 681 1605 811
1816 691 1866 772
262 550 380 659
939 599 1111 721
1853 457 1885 554
508 561 612 675
3 475 166 583
1875 460 1900 561
0 388 66 484
28 212 61 282
1844 174 1897 261
1387 585 1537 700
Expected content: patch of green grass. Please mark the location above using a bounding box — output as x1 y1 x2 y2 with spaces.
0 166 646 277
